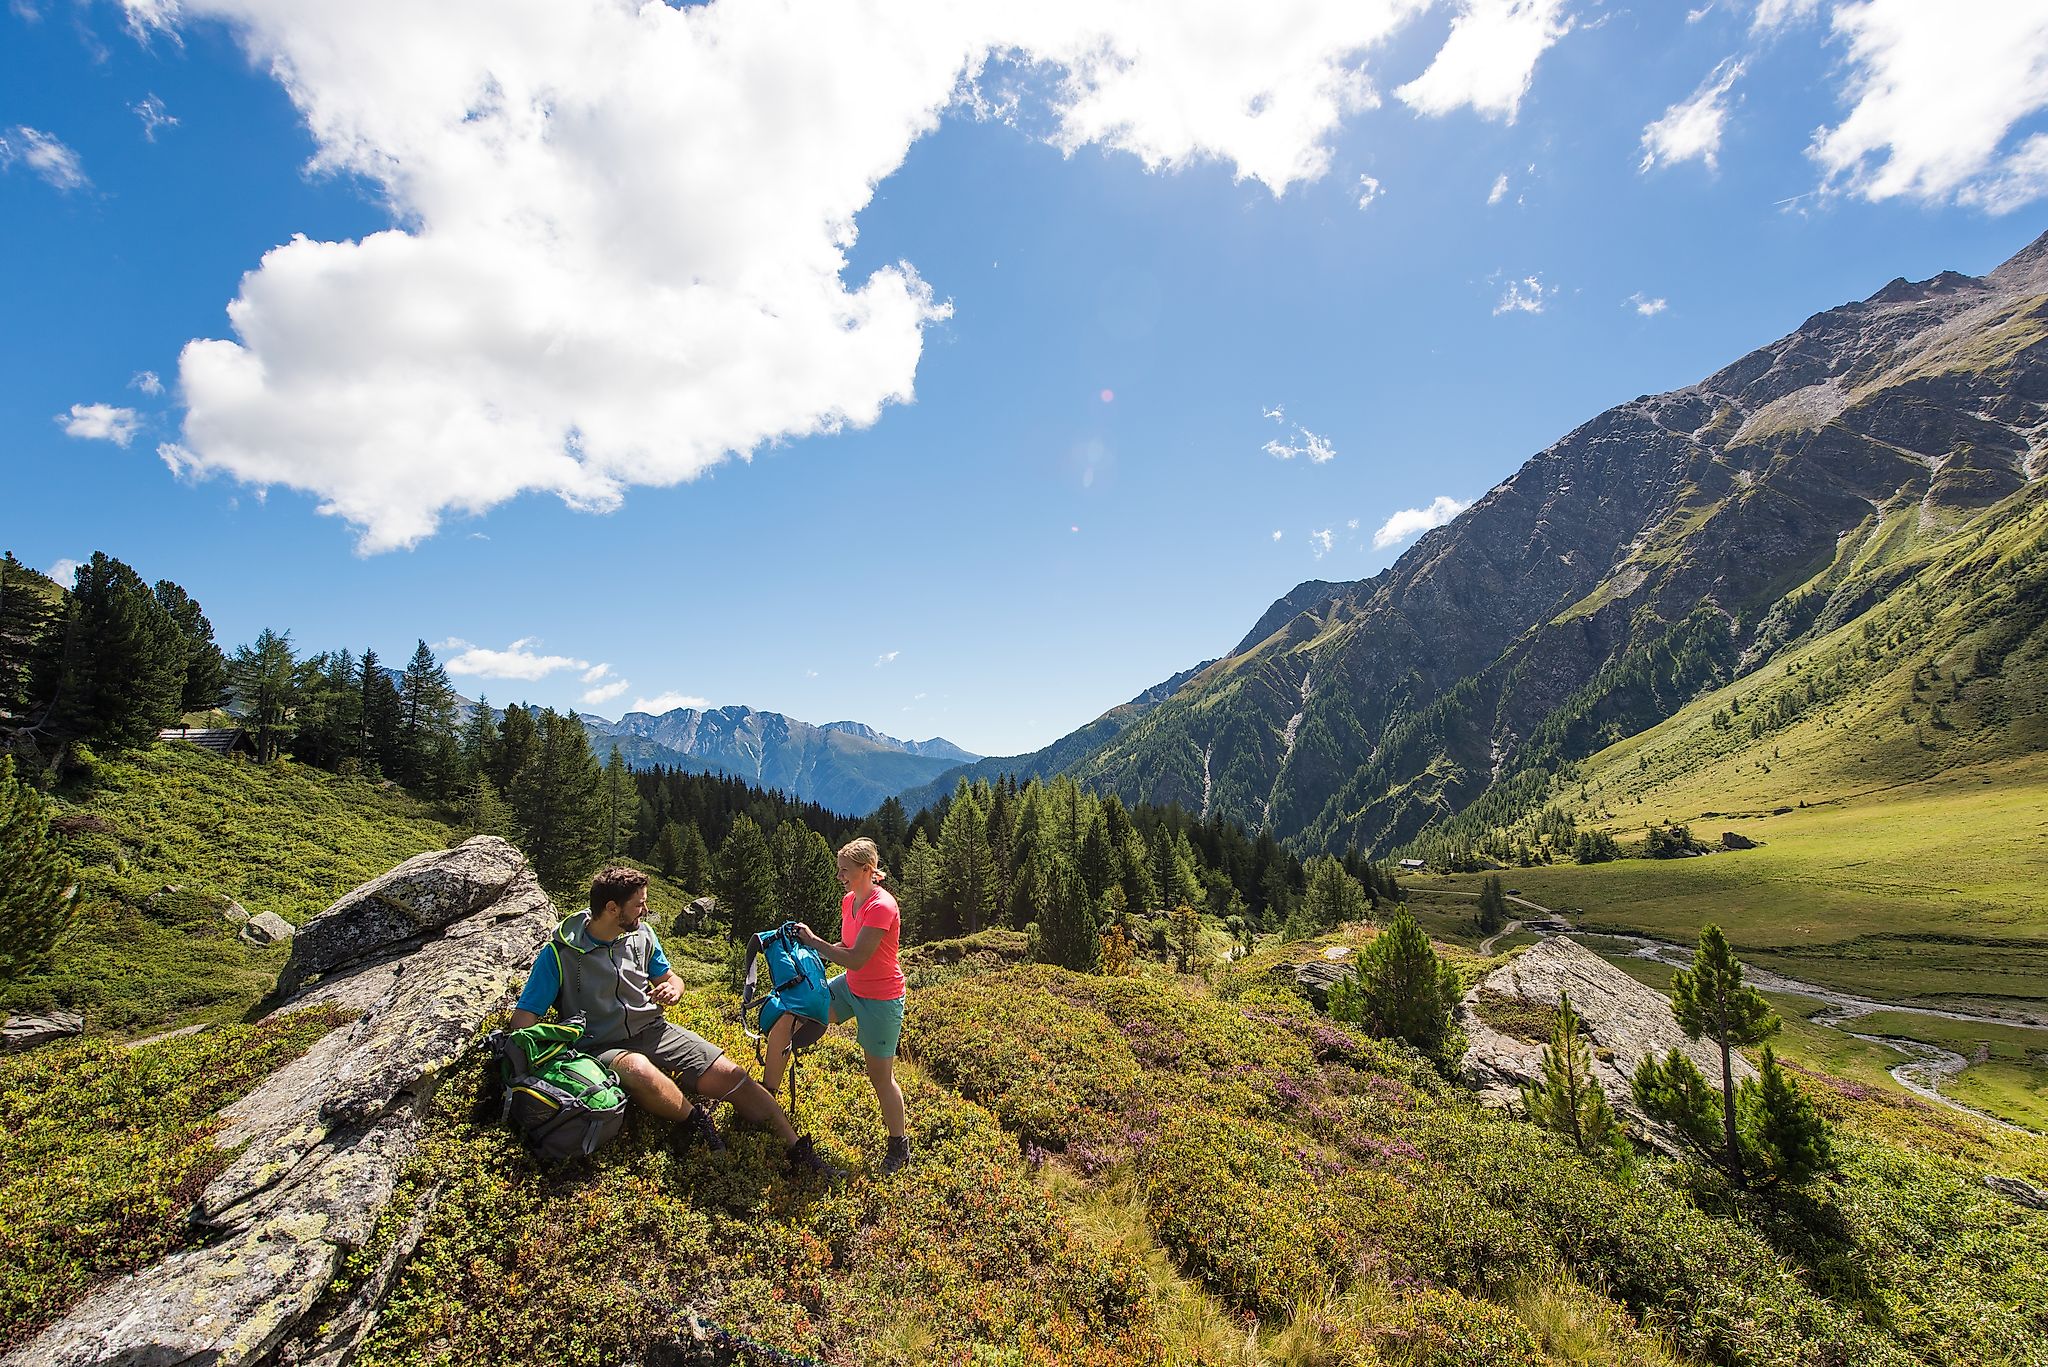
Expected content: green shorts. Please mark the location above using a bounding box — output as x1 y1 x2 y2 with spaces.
828 973 905 1059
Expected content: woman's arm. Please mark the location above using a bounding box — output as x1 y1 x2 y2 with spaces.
797 923 885 971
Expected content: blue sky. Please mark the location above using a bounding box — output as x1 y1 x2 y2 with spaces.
5 0 2046 759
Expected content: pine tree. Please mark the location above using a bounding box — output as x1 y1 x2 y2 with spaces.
359 650 404 778
715 814 779 943
986 782 1016 917
675 821 713 895
458 694 498 786
230 628 298 762
871 794 910 874
1521 991 1625 1160
508 708 604 892
0 555 64 730
1330 911 1462 1060
898 828 943 944
459 770 519 842
0 756 78 982
1079 813 1117 900
37 552 186 751
494 702 538 792
1477 875 1510 935
293 650 363 771
1169 902 1205 973
1035 858 1100 972
653 820 686 878
1290 854 1368 939
1746 1046 1832 1187
938 784 995 936
151 580 229 713
1668 923 1778 1187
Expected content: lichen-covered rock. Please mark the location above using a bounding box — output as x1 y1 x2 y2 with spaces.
1457 936 1754 1155
275 835 528 996
4 840 557 1367
239 909 297 946
1267 955 1352 1010
0 1010 83 1054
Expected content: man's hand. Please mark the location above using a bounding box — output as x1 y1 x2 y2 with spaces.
649 973 684 1007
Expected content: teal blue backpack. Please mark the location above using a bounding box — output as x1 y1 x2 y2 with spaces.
740 921 832 1115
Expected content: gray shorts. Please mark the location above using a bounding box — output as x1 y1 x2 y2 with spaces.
595 1021 723 1087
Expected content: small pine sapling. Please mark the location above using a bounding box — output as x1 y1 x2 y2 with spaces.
1329 911 1462 1063
1521 991 1627 1162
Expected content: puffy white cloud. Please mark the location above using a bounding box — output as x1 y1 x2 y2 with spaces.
131 94 179 141
581 678 630 706
1356 173 1383 209
1640 58 1744 172
57 403 142 445
1492 274 1552 314
1396 0 1572 123
874 649 900 667
45 558 80 585
1811 0 2048 210
1309 528 1334 557
1628 291 1669 315
580 662 612 684
1487 171 1509 204
441 637 590 680
631 691 711 715
1373 494 1468 548
130 370 164 395
1263 424 1337 462
1271 529 1284 541
0 126 89 192
125 0 1481 552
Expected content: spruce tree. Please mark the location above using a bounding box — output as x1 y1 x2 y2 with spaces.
359 651 404 777
1669 923 1778 1187
459 769 519 842
1476 875 1510 935
494 702 538 792
151 579 229 713
509 708 604 892
1521 991 1625 1159
601 745 630 856
1290 854 1368 939
675 821 713 896
1035 858 1100 972
653 820 686 878
229 628 298 762
1330 911 1462 1061
1078 813 1117 900
38 552 186 751
938 785 995 936
715 814 779 943
898 828 942 944
0 756 78 982
397 640 458 790
458 694 498 786
771 820 839 927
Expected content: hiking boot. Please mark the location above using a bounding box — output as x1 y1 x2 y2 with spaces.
671 1106 725 1155
882 1135 912 1176
785 1134 846 1183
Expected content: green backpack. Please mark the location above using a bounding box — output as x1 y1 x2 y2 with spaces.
489 1017 629 1163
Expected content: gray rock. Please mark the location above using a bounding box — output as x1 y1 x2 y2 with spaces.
1268 954 1353 1010
681 895 718 932
1984 1174 2048 1210
5 840 558 1367
1457 936 1754 1156
0 1010 83 1054
275 835 527 996
221 898 251 925
239 910 297 947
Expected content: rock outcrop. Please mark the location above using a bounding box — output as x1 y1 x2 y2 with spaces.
1457 936 1754 1154
8 836 555 1367
1268 949 1355 1010
0 1010 83 1054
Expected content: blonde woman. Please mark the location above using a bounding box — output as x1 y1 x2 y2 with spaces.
767 837 911 1173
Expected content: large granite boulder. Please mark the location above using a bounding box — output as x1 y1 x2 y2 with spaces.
1457 936 1754 1155
1267 946 1355 1009
7 836 557 1367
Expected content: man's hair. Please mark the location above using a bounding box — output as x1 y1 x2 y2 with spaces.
589 866 650 915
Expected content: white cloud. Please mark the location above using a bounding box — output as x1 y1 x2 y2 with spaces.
1271 529 1284 541
580 662 612 683
874 649 900 667
1627 291 1668 315
1261 404 1286 423
631 691 711 715
1263 424 1337 462
131 94 178 141
1309 528 1334 557
0 126 89 192
1810 0 2048 211
1373 494 1469 548
45 558 79 584
1493 274 1552 314
1750 0 1821 32
1356 173 1383 209
581 678 630 706
1487 171 1509 204
57 403 142 446
130 370 164 395
1346 517 1359 529
124 0 1462 552
441 637 590 680
1640 58 1744 172
1396 0 1573 123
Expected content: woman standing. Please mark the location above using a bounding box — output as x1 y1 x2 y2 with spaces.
767 837 911 1173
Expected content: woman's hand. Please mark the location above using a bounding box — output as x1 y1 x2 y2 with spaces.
793 922 823 949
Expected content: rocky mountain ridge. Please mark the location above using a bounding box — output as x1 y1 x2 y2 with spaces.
970 230 2048 851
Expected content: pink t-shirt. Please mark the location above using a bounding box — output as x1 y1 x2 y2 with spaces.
841 887 904 1001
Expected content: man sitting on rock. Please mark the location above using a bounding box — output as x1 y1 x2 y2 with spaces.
507 866 840 1179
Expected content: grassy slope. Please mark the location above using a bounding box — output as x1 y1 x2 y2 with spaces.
0 743 461 1033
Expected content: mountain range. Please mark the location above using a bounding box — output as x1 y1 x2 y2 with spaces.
899 231 2048 850
577 704 976 816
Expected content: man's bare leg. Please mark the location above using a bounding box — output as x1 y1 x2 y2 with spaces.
610 1052 695 1123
